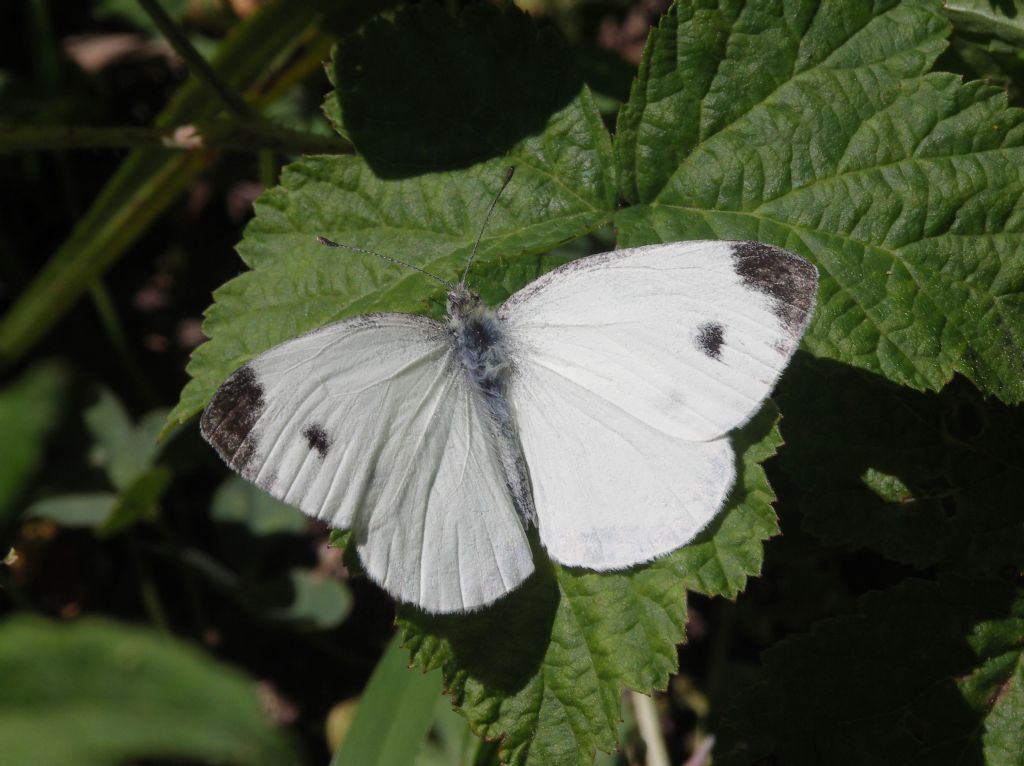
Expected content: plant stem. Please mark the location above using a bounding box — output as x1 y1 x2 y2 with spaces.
630 691 671 766
137 0 259 121
127 531 170 633
87 280 160 406
0 122 351 154
258 150 278 187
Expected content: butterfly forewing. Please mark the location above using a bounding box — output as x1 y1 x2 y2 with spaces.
201 313 533 613
500 241 817 443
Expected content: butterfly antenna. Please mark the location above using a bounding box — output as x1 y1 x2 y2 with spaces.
461 166 515 285
316 237 454 289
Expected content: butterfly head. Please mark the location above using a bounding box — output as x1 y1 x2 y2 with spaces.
447 283 485 320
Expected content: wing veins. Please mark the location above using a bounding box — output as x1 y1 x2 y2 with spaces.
414 379 462 610
524 353 754 439
535 377 701 522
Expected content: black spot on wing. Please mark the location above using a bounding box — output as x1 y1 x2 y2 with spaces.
731 242 818 336
200 365 265 477
695 321 725 360
302 423 332 457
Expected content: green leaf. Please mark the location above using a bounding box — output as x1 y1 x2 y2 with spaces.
716 577 1024 765
398 406 781 765
97 467 170 537
614 0 1024 403
257 567 352 629
26 493 119 528
85 389 169 491
0 362 67 523
776 355 1024 575
168 5 615 431
942 32 1024 105
332 3 594 177
27 402 170 535
211 475 308 537
321 48 346 139
331 633 443 766
945 0 1024 45
0 615 296 766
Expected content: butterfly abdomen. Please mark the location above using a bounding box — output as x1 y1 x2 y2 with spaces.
448 296 536 525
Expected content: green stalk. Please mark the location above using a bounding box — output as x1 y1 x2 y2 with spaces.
87 281 160 405
0 0 390 364
136 0 260 121
0 122 349 153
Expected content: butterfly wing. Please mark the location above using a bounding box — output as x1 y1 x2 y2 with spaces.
499 240 817 569
501 241 817 442
507 364 737 568
201 314 533 613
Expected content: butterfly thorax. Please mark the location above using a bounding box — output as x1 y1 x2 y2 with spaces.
447 285 510 399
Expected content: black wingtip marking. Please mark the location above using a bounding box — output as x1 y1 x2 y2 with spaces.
200 365 265 476
302 423 332 457
695 321 725 360
731 242 818 336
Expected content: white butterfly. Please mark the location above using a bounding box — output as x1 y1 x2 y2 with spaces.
201 230 817 614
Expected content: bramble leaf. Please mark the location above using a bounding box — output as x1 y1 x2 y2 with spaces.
615 0 1024 403
716 577 1024 765
945 0 1024 45
776 355 1024 574
331 3 589 177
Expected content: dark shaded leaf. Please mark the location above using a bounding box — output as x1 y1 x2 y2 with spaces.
716 577 1024 766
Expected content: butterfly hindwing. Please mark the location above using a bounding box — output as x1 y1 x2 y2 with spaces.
508 360 736 568
201 314 533 613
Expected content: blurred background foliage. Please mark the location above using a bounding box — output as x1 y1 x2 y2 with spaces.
1 0 1023 764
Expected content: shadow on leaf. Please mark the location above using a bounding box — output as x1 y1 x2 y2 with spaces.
716 576 1023 766
397 535 559 695
332 2 583 178
775 351 1024 577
